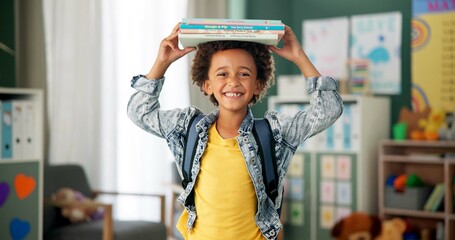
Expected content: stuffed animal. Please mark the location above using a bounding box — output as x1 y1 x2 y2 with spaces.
331 212 382 240
52 187 104 223
398 107 431 140
375 218 406 240
418 108 446 140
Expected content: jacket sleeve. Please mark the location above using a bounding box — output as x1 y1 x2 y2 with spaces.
126 75 197 139
271 76 344 148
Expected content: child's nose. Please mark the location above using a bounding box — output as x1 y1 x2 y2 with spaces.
227 76 240 86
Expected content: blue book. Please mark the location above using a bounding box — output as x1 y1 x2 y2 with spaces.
1 101 13 159
180 24 285 31
342 105 352 149
182 18 283 25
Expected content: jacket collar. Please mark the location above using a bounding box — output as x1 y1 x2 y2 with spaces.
196 108 255 135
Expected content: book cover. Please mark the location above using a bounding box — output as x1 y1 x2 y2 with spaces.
423 185 438 211
423 183 444 211
182 18 283 26
180 24 285 31
179 28 284 35
178 33 281 48
431 183 445 211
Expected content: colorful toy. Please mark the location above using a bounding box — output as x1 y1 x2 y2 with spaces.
393 174 407 192
418 108 446 141
331 212 382 240
398 107 431 140
51 187 104 223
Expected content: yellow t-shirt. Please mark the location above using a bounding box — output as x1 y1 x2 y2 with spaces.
177 123 264 240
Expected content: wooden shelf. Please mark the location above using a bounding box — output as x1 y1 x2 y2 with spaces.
379 140 455 240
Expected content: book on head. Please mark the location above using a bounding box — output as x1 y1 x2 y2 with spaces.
178 18 284 47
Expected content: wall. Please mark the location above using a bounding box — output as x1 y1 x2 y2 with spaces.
16 0 47 91
0 0 16 87
246 0 413 125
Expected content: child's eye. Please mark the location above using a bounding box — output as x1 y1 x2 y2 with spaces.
239 73 251 77
217 72 227 77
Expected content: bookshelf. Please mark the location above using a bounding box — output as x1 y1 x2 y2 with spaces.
269 94 390 240
378 140 455 239
0 87 43 240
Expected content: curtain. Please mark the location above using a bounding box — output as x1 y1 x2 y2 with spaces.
43 0 103 184
43 0 189 222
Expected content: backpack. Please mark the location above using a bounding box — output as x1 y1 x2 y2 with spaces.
182 114 282 215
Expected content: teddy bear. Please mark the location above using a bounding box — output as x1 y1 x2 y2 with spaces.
52 187 104 223
397 106 431 140
331 212 382 240
375 218 407 240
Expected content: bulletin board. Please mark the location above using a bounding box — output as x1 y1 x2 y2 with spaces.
282 151 313 240
316 153 357 240
0 162 39 240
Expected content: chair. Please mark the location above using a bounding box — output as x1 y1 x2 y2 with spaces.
43 164 167 240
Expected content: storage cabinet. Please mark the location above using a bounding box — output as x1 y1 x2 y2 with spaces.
0 87 43 240
269 95 390 240
378 140 455 240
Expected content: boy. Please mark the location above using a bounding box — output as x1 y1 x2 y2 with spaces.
127 22 343 239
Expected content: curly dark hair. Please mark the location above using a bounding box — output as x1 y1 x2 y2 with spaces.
191 41 275 106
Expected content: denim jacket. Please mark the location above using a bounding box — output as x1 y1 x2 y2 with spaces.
127 75 343 240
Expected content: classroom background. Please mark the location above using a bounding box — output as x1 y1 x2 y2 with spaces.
1 0 454 239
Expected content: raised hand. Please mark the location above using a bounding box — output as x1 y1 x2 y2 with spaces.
147 23 196 79
268 25 320 77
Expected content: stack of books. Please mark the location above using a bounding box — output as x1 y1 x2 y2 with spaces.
178 18 285 48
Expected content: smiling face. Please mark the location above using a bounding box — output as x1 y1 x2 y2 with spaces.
203 48 261 115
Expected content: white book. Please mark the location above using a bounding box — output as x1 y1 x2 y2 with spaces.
333 117 344 151
22 100 37 159
350 104 360 151
12 100 25 159
178 33 281 48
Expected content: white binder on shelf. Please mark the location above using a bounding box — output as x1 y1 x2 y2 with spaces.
350 104 360 151
332 118 344 151
12 100 25 159
23 100 37 159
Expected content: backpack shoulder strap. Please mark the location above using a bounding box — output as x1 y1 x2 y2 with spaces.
252 118 279 203
182 114 204 189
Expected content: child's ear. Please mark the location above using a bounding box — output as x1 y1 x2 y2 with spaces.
254 80 264 95
203 80 213 95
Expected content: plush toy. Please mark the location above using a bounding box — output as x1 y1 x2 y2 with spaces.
418 108 446 141
398 107 431 140
331 212 382 240
52 187 104 223
375 218 406 240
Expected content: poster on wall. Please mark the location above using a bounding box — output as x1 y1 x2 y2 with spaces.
302 17 349 80
412 0 455 112
350 12 402 94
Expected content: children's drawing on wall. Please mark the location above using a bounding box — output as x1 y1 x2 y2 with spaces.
302 17 349 80
350 12 402 94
